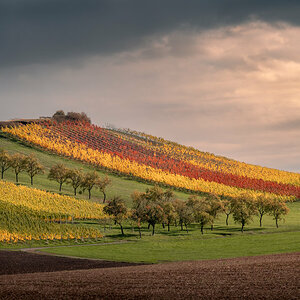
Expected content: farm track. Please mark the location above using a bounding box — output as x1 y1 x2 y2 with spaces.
0 251 299 299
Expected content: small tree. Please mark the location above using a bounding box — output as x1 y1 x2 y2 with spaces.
268 198 289 228
162 201 177 231
231 194 256 232
131 191 146 238
48 164 69 191
186 196 212 234
173 199 194 233
255 194 272 227
66 168 84 196
25 154 44 185
82 171 101 199
144 203 165 235
0 149 11 180
222 200 232 226
10 153 27 183
97 176 111 203
206 194 223 230
103 196 127 236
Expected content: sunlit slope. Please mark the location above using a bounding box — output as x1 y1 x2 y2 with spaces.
3 121 300 200
0 181 104 242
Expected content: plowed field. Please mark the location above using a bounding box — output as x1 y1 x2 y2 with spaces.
0 251 299 299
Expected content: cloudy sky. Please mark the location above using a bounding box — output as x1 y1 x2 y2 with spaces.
1 0 300 172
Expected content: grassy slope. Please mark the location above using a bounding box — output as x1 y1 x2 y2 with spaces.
0 134 190 205
41 201 300 263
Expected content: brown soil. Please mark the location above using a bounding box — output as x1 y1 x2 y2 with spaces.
0 250 143 275
0 252 299 299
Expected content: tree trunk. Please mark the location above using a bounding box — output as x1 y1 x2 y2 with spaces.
185 223 188 233
241 222 244 233
276 218 278 228
201 225 204 234
31 176 33 185
59 182 62 192
180 222 183 231
102 191 106 203
138 227 141 238
120 224 124 236
74 187 77 196
15 172 19 183
167 223 170 231
211 224 214 231
148 223 151 229
88 189 91 199
162 223 165 229
259 214 263 227
226 214 229 226
152 224 155 235
1 168 4 179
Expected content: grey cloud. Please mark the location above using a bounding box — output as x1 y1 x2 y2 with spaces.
269 118 300 131
1 0 300 68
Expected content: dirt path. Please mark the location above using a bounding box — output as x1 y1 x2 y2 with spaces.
0 252 299 299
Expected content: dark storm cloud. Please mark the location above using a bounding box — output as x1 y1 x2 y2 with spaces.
1 0 300 67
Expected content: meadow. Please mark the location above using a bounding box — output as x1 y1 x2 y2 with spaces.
40 201 300 263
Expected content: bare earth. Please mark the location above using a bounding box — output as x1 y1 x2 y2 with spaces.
0 251 299 299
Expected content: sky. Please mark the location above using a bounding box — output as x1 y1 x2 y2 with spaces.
0 0 300 172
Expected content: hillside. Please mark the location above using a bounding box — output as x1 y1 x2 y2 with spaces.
2 119 299 201
0 118 299 262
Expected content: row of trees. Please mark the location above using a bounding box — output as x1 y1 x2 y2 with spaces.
103 186 289 236
0 149 44 184
48 164 111 202
0 149 111 201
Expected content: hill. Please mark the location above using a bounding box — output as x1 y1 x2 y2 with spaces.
2 119 299 201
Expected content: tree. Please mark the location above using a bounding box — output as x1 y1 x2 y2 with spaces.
162 201 177 231
0 149 11 180
268 198 289 228
222 200 232 226
173 199 194 233
144 202 165 235
66 168 84 196
231 194 256 232
186 196 212 234
103 196 128 236
24 154 44 185
131 191 146 238
9 153 27 183
48 164 69 191
81 171 101 199
206 194 223 230
97 176 111 203
255 194 271 227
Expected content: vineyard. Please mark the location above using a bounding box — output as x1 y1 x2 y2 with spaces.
3 121 300 201
0 181 104 243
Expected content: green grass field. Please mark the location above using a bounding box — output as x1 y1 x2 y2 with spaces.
0 134 190 205
41 201 300 263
